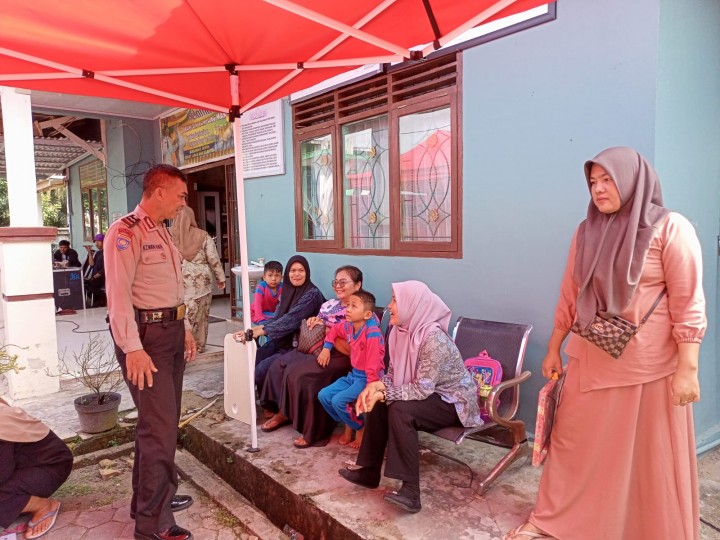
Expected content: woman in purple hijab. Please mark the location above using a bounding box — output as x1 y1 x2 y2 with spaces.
338 281 481 513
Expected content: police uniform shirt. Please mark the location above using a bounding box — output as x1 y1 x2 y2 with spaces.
105 204 190 353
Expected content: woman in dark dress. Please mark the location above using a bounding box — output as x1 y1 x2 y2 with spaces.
0 398 73 539
233 255 324 391
260 266 363 448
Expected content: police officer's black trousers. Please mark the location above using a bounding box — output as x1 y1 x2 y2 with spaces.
114 319 185 535
356 393 462 483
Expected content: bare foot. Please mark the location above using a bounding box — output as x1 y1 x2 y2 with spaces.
338 426 353 445
294 436 310 448
503 522 552 540
262 409 275 419
349 427 364 449
26 498 61 539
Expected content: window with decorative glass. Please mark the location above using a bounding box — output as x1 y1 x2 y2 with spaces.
293 53 461 258
79 159 109 241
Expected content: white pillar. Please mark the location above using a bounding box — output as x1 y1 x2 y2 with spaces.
0 87 41 226
0 87 60 398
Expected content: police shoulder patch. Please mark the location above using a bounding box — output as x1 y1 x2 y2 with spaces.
116 227 134 251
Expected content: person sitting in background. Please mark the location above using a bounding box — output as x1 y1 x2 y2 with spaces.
83 233 106 306
233 255 324 392
251 260 283 325
52 240 81 268
0 397 73 540
318 289 385 449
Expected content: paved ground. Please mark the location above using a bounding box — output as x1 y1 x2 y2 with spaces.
0 447 281 540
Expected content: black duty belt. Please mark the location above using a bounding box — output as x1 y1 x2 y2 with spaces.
135 304 186 324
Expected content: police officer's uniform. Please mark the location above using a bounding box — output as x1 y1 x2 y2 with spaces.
105 204 189 536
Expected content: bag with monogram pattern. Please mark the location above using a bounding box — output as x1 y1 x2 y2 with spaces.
570 289 665 359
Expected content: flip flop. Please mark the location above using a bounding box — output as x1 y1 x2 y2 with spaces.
293 437 311 449
503 523 553 540
25 501 61 540
260 417 290 433
0 522 27 535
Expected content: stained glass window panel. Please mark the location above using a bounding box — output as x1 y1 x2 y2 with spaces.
300 135 334 240
399 108 452 243
342 116 390 250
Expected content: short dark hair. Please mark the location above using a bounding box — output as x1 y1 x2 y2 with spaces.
335 265 363 285
352 290 376 312
58 240 70 247
142 164 187 196
264 260 283 274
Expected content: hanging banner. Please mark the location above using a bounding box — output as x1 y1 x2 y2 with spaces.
159 100 285 178
160 110 233 169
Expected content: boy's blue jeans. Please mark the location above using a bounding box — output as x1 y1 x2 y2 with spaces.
318 368 367 431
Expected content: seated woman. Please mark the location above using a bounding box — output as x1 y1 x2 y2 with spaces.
338 281 482 513
234 255 324 392
0 398 73 539
259 265 363 446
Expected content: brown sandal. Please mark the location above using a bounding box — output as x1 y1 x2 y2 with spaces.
260 414 290 433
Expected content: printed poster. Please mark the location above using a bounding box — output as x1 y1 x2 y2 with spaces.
159 100 285 178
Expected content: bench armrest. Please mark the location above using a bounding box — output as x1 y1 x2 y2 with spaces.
486 370 531 429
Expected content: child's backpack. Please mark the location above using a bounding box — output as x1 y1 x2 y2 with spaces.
464 350 503 420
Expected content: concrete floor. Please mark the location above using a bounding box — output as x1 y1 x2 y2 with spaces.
7 299 720 539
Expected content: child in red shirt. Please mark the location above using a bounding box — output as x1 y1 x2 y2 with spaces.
318 290 385 448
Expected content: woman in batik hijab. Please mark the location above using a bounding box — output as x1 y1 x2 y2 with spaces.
0 398 73 539
170 206 226 353
338 280 481 513
505 147 706 540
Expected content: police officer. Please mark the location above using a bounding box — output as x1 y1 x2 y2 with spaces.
105 164 197 540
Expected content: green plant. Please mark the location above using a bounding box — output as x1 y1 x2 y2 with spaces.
49 334 124 404
41 187 68 227
0 344 24 375
107 439 120 447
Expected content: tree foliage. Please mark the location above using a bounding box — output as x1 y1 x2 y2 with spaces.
0 177 68 227
0 176 9 227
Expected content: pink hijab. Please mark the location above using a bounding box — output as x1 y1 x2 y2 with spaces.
574 147 669 329
390 281 452 386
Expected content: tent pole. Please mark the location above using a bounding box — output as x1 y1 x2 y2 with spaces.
230 71 259 452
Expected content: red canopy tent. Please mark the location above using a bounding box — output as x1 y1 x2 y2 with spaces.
0 0 553 445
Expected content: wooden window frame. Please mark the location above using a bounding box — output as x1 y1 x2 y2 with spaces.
293 53 463 259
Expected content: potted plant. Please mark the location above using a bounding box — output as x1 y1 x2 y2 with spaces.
54 334 125 434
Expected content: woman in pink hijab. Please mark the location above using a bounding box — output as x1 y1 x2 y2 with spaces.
505 147 706 540
338 281 481 513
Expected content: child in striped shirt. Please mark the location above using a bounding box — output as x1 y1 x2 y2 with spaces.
318 290 385 449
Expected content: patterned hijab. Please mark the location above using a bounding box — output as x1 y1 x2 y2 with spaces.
169 206 207 262
274 255 321 318
574 147 669 329
390 281 452 386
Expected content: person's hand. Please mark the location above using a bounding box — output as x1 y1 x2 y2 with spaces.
84 245 93 252
251 325 265 337
218 281 226 291
307 317 323 329
184 330 197 362
317 348 330 367
671 366 700 406
125 349 158 390
541 351 563 379
355 381 385 414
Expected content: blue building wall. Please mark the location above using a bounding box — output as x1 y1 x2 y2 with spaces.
240 0 720 448
654 0 720 450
